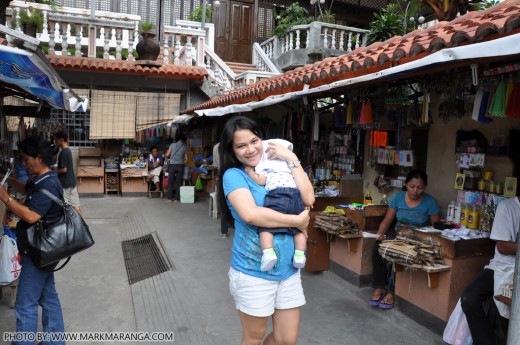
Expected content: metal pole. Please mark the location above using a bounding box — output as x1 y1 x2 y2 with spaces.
507 229 520 344
201 0 207 30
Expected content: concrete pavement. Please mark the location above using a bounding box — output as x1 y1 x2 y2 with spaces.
0 195 445 344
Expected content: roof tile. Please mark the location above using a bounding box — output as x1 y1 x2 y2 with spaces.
48 56 207 79
185 0 520 113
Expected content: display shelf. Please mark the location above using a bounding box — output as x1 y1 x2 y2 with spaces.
77 148 104 196
105 170 120 195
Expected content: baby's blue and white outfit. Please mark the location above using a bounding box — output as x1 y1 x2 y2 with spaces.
256 139 305 235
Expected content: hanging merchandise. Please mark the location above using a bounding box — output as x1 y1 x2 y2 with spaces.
346 99 353 125
505 76 514 106
486 80 498 117
421 92 430 124
359 101 366 125
488 78 507 117
313 110 320 141
505 82 520 117
364 100 373 124
477 89 492 123
370 131 387 147
471 85 485 121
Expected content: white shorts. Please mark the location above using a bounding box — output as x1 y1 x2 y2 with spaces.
63 186 80 207
228 267 306 317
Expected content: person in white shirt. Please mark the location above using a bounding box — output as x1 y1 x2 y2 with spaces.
461 195 520 345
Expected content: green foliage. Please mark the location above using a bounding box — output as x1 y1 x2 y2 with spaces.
18 9 44 32
271 3 312 38
188 5 212 22
472 0 500 10
367 3 402 45
121 49 138 60
139 21 155 34
317 9 335 24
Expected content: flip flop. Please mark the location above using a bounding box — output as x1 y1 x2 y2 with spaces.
369 296 383 307
379 295 394 309
369 289 385 307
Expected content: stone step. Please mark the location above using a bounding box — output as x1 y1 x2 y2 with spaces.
225 62 258 74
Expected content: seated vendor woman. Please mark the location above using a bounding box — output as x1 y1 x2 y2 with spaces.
370 169 440 309
146 145 164 190
192 146 213 184
194 146 213 173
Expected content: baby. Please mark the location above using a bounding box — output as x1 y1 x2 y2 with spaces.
246 139 307 271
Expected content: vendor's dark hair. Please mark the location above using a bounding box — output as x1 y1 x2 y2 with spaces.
403 169 428 191
176 133 187 143
18 136 55 167
150 145 158 152
217 116 263 224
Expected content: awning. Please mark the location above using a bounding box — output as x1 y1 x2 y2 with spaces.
0 25 88 112
193 32 520 117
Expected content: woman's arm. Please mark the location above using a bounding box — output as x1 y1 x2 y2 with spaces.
0 175 27 194
265 142 315 207
0 186 41 223
244 166 266 186
376 207 396 240
430 213 441 225
227 188 310 234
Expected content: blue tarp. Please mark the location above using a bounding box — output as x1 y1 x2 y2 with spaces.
0 44 87 112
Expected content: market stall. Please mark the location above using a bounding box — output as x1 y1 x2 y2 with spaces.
120 164 148 197
385 227 494 331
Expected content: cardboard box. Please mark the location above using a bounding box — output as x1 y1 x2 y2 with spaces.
340 175 363 196
180 186 195 203
180 186 195 196
181 195 195 203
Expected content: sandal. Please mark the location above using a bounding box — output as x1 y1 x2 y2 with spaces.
369 288 385 307
379 293 394 309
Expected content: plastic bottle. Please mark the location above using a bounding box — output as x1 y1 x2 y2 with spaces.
380 194 389 205
364 191 373 205
446 201 455 222
453 202 462 225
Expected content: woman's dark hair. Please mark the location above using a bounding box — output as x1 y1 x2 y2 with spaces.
403 169 428 191
18 136 55 167
217 116 263 224
150 145 158 152
176 133 187 143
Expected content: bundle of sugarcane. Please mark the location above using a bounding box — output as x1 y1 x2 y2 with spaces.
378 237 444 268
314 212 360 236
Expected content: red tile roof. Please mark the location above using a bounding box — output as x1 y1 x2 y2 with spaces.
48 56 207 79
185 0 520 113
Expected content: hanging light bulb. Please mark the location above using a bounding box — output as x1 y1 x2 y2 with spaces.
320 0 325 4
213 0 220 7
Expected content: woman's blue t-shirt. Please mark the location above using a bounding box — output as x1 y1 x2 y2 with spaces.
223 167 297 281
389 191 440 229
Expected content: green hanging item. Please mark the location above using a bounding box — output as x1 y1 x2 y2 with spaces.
488 79 506 117
195 175 203 191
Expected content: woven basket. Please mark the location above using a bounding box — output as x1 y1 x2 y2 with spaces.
6 116 20 132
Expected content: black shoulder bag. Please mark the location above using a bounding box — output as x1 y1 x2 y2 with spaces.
24 188 95 271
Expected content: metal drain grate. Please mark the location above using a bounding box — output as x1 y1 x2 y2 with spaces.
122 233 171 285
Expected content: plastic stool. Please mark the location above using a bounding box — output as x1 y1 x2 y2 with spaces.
208 192 218 219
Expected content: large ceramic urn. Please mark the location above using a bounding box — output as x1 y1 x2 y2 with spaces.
135 31 160 61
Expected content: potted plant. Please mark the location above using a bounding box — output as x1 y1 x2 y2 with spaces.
136 21 160 61
18 9 44 37
188 5 212 22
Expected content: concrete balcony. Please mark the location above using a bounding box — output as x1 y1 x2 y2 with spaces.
5 0 214 67
258 22 370 72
